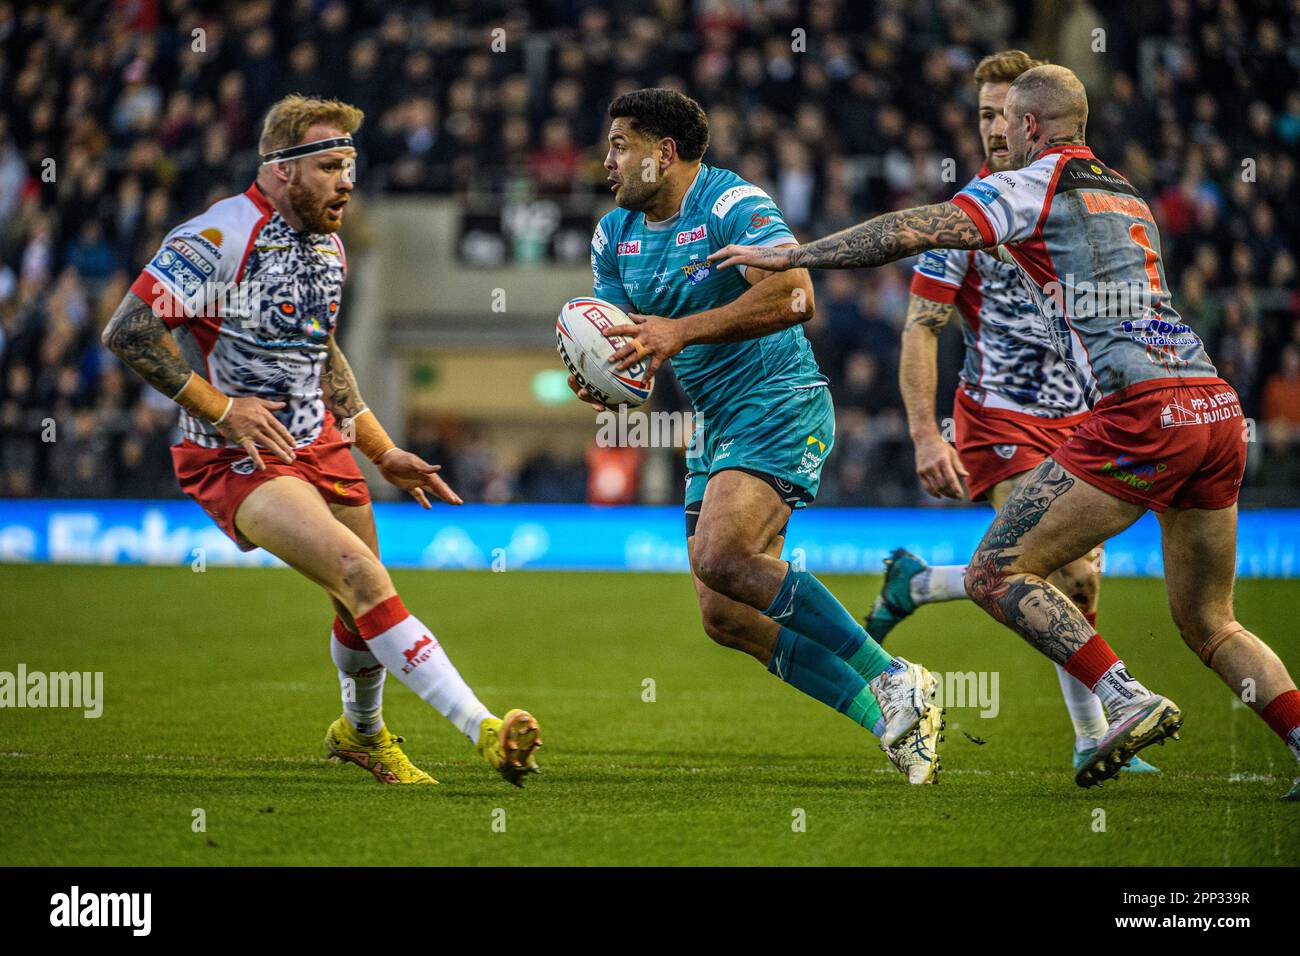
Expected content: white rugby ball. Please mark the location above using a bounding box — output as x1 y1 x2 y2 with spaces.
555 297 654 407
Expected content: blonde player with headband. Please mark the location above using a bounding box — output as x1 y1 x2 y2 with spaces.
103 94 543 787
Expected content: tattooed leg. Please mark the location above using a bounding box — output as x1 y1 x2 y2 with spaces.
965 460 1144 665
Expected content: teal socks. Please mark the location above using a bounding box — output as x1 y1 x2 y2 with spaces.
764 565 895 681
767 627 886 736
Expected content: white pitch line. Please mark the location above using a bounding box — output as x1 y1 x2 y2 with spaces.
0 752 1283 784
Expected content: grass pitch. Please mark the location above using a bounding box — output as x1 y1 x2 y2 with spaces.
0 564 1296 866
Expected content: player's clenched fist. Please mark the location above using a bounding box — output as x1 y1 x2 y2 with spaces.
375 448 463 508
215 397 297 469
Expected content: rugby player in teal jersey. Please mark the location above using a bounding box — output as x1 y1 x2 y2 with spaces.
567 89 943 782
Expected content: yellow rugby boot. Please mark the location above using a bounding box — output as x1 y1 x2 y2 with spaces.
476 709 542 787
325 716 438 785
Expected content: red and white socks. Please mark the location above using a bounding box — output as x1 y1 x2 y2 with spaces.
1064 633 1153 712
330 617 386 736
355 595 493 743
1261 690 1300 764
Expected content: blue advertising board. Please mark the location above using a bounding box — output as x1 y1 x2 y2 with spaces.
1 499 1298 577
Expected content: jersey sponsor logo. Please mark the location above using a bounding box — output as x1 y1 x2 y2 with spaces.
230 458 256 475
749 212 772 228
1121 317 1199 348
592 224 608 256
990 172 1017 188
617 240 641 256
1059 161 1140 196
960 180 1001 207
167 237 217 276
149 246 210 299
711 184 769 218
993 444 1018 460
1079 190 1154 222
680 260 711 285
917 249 950 279
196 227 223 253
675 224 706 246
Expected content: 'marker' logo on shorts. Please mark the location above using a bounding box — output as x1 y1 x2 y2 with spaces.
1099 455 1166 491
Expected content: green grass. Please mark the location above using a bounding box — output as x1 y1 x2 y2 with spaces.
0 564 1296 866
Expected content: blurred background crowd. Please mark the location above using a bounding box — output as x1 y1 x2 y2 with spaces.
1 0 1298 505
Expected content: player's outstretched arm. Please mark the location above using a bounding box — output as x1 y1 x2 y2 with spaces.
899 293 968 499
709 201 987 273
324 334 463 509
102 291 296 469
605 249 814 375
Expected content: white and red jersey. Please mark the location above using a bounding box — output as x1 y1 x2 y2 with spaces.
912 171 1087 418
131 183 347 448
950 145 1217 405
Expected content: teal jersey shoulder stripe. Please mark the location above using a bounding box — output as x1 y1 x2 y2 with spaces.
590 164 826 419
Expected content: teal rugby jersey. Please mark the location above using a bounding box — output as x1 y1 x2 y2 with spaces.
590 164 827 420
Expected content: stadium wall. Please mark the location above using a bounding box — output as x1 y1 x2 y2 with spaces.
1 500 1298 578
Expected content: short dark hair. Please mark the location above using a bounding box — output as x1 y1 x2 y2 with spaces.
608 88 709 162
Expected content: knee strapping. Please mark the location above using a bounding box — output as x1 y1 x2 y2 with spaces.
1197 621 1248 667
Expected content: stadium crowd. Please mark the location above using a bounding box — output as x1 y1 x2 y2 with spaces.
1 0 1298 504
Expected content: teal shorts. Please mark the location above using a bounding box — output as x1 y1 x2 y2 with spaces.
684 385 835 524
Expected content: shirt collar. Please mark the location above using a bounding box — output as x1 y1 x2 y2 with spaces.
244 181 275 215
1032 144 1094 162
643 164 705 232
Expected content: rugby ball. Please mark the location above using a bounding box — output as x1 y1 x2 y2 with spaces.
555 297 654 407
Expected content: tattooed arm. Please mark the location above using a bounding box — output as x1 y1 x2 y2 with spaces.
899 293 968 499
101 292 194 397
709 202 988 273
322 334 366 419
102 291 297 466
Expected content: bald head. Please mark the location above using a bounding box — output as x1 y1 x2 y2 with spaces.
1004 64 1089 168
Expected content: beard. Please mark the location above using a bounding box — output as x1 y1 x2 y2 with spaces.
286 179 339 234
614 175 662 212
985 140 1012 172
